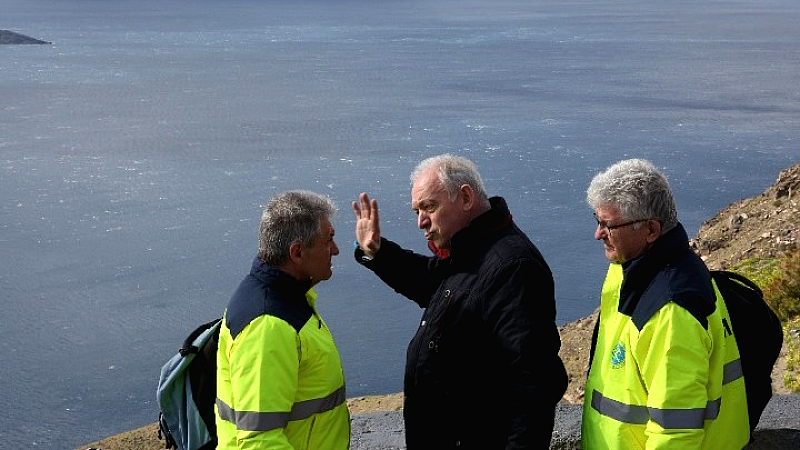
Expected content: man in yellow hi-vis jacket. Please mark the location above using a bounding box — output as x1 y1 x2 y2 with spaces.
215 191 350 450
582 159 749 450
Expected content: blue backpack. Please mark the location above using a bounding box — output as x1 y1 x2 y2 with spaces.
157 319 221 450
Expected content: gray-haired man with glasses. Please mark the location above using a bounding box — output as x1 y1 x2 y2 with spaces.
581 159 749 449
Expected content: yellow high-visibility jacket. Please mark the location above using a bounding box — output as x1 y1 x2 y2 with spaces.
582 224 749 450
215 259 350 450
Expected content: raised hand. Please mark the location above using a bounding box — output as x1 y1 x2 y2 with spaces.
352 192 381 256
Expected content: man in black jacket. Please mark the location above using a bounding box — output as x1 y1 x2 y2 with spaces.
352 154 567 449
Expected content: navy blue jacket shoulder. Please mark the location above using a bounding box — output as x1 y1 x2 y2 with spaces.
618 223 716 331
225 258 314 339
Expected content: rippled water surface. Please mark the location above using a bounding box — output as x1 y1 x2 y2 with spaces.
1 0 798 447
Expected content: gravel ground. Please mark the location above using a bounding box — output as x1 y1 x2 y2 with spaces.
350 395 800 450
80 395 798 449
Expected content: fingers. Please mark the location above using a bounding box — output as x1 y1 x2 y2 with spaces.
360 192 373 218
353 192 378 219
369 196 379 224
352 192 367 217
353 192 381 255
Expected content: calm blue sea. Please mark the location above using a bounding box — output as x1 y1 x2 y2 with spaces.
1 0 798 447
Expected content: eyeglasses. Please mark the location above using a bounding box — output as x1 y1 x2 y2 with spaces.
593 213 648 235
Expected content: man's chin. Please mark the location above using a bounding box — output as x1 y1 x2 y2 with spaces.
431 239 449 250
314 272 333 284
604 249 620 263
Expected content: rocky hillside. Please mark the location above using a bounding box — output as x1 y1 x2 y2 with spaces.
691 163 800 269
558 162 800 404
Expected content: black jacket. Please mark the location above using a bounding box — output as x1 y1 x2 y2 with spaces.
356 197 567 449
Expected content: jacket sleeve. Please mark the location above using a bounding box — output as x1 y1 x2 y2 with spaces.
483 258 568 449
228 315 300 449
634 303 712 449
355 237 437 308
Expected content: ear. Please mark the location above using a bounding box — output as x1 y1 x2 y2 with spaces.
288 241 303 264
644 220 662 244
458 184 476 211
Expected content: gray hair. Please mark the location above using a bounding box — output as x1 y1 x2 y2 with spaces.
257 190 337 266
410 154 489 202
586 159 678 233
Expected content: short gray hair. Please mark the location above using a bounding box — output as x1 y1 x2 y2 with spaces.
257 190 337 266
410 154 488 202
586 159 678 233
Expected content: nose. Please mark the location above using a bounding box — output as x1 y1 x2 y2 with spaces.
594 225 607 241
331 240 340 256
417 211 430 229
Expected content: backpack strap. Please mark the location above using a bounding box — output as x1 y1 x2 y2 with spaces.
712 270 763 296
180 319 222 356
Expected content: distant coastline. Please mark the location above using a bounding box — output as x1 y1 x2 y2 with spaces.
0 30 51 45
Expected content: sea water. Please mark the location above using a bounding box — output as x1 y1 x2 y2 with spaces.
1 0 798 447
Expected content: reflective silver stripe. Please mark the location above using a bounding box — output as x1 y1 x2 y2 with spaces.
217 398 290 431
217 385 347 432
591 389 649 424
723 358 744 385
704 398 721 421
592 389 722 429
289 385 347 421
649 402 714 429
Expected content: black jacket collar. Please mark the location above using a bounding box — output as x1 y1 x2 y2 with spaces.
250 257 314 297
618 223 694 314
445 196 513 260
